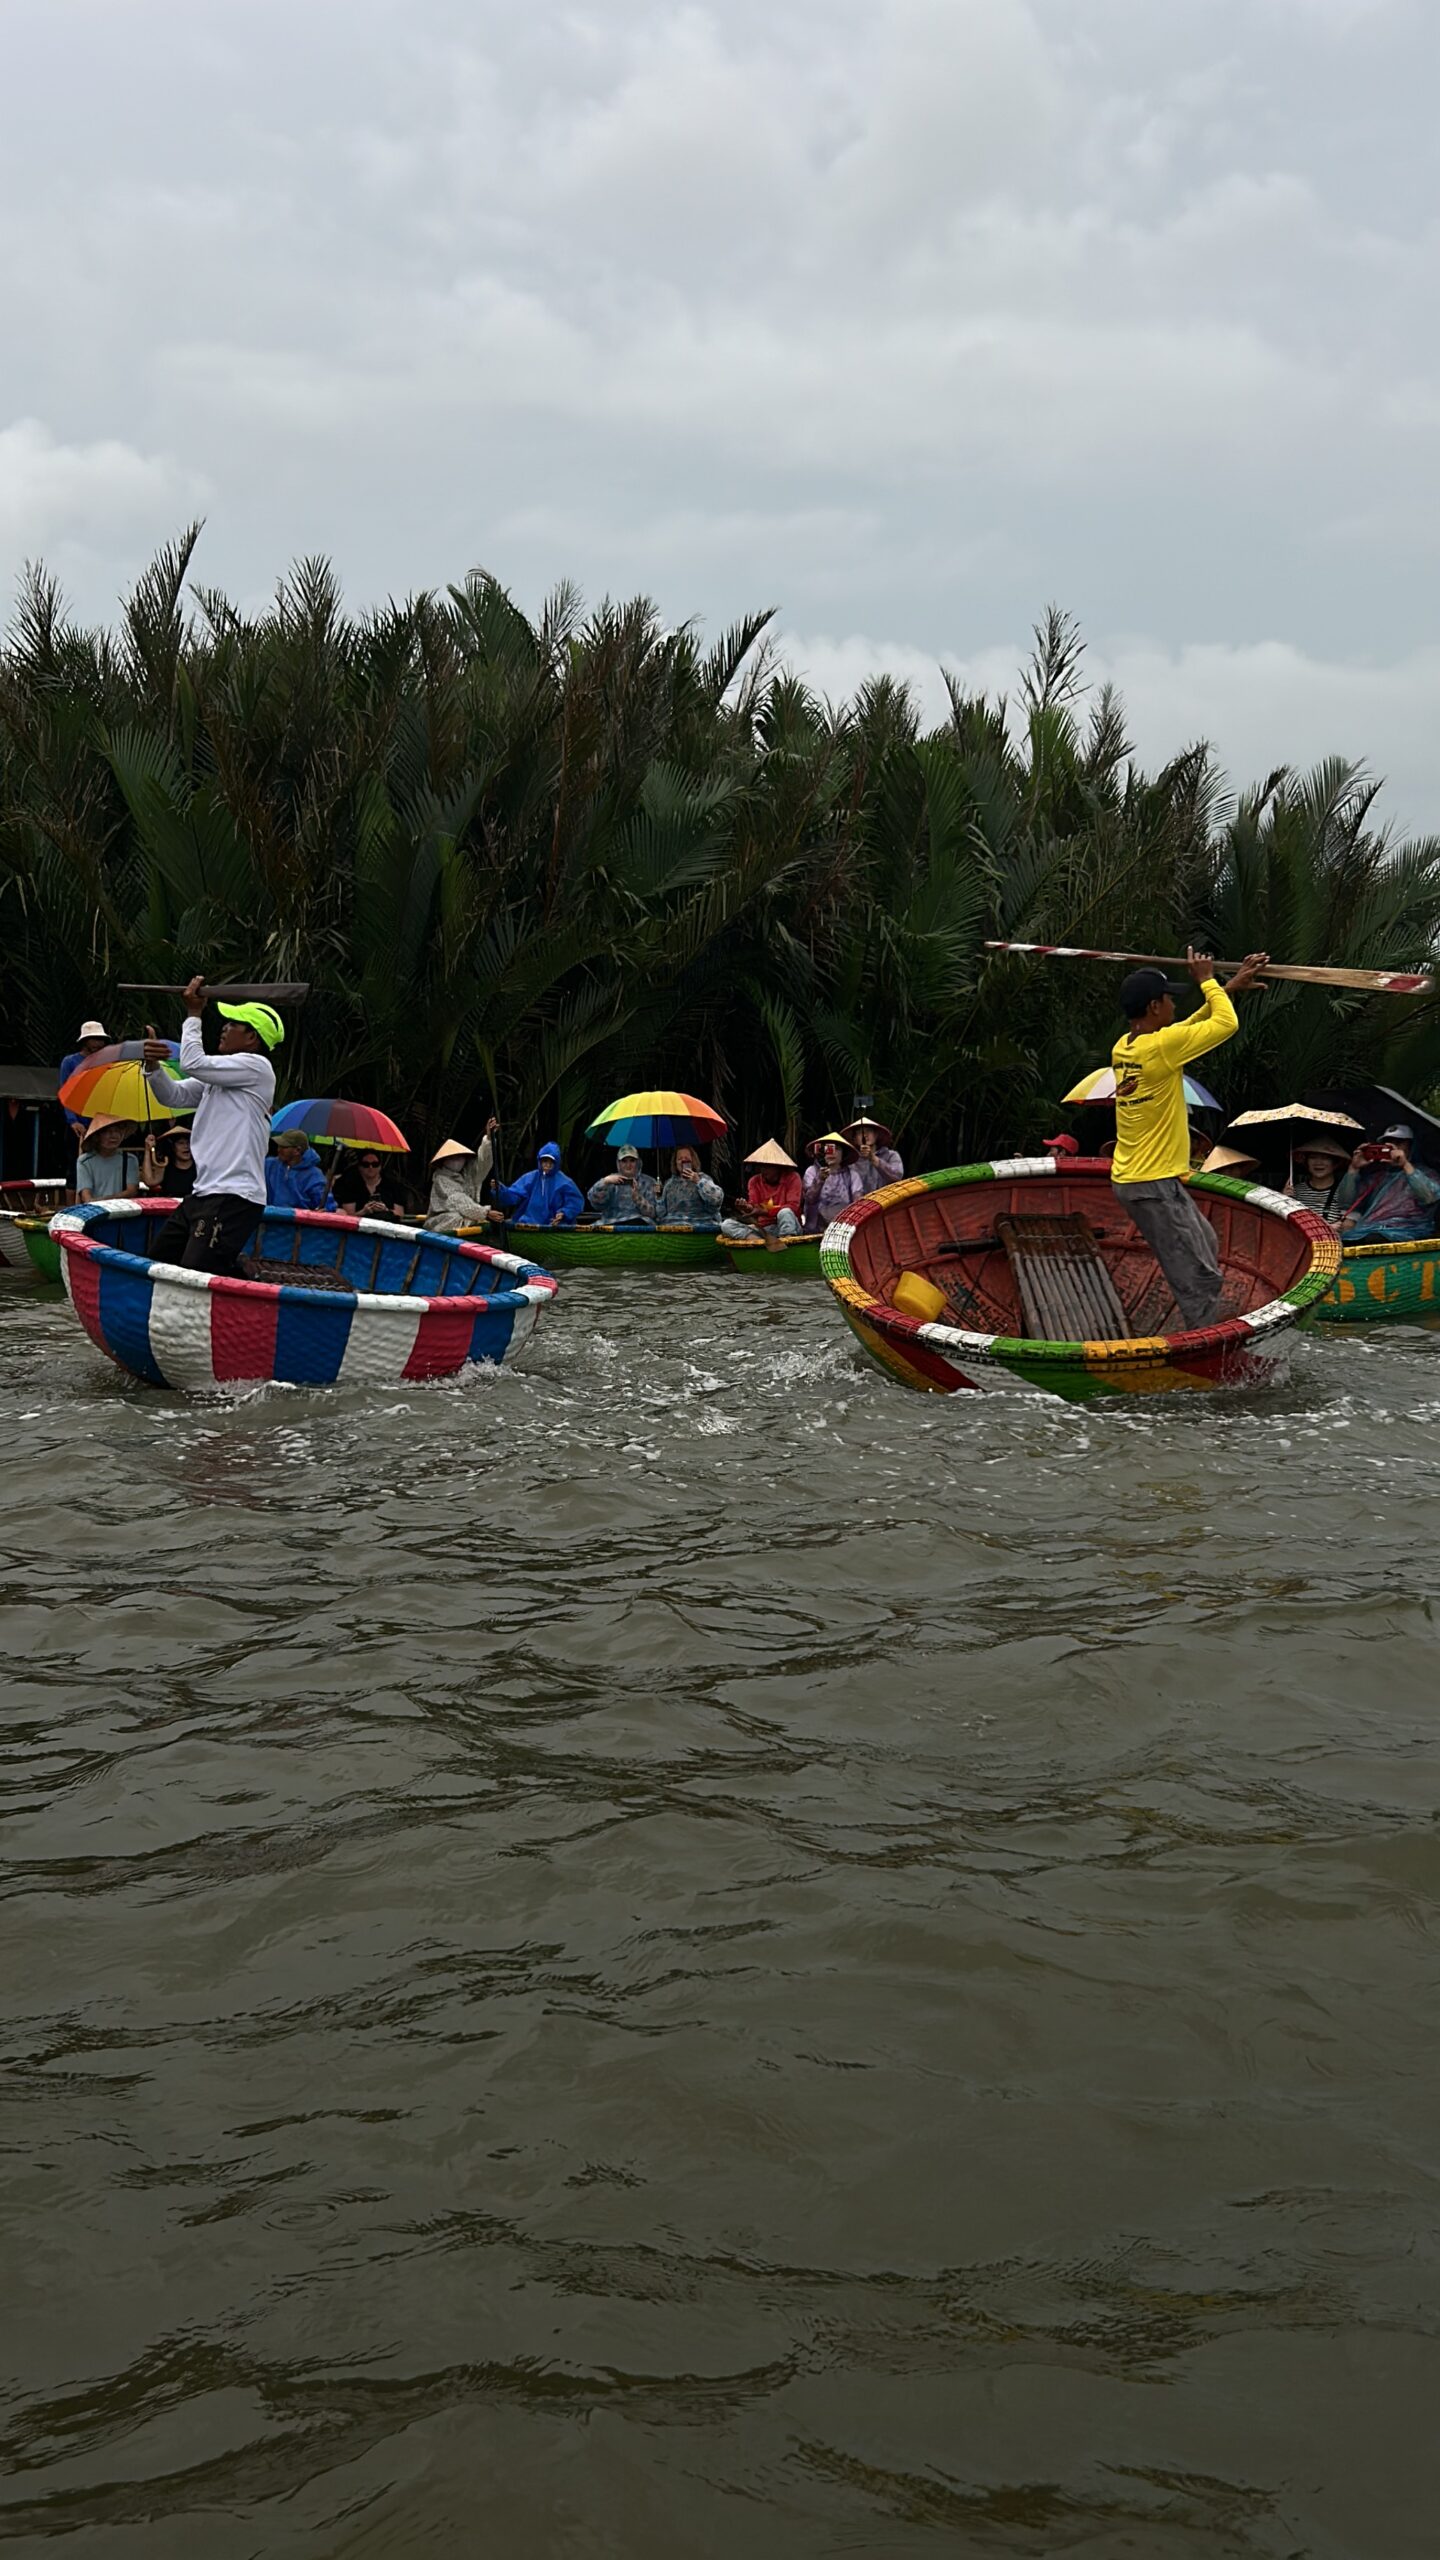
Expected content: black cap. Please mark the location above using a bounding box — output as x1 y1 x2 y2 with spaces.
1119 966 1181 1017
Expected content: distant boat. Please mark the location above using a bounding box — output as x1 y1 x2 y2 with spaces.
475 1221 724 1271
1320 1234 1440 1324
820 1158 1338 1399
52 1202 558 1390
717 1233 821 1278
0 1180 67 1277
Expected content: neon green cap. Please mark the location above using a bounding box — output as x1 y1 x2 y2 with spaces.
216 1001 285 1050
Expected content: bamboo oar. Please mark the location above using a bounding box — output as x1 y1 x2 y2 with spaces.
983 942 1433 995
118 981 311 1003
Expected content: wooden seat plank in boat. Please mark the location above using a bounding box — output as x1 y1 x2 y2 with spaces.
995 1212 1131 1342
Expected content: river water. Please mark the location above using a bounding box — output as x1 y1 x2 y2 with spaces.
2 1266 1438 2559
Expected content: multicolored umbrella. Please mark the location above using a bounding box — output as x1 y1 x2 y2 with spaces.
1062 1066 1222 1111
586 1089 727 1148
59 1051 189 1124
271 1100 409 1153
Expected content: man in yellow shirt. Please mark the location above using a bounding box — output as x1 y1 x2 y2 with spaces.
1111 945 1269 1329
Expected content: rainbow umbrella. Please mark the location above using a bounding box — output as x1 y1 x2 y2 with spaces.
59 1049 189 1124
1062 1065 1222 1111
586 1089 727 1148
271 1100 409 1153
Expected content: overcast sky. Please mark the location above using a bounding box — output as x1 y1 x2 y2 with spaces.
3 0 1436 826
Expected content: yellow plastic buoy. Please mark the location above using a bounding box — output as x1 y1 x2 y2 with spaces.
893 1271 947 1324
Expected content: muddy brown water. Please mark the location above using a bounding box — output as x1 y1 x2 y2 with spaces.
2 1267 1438 2558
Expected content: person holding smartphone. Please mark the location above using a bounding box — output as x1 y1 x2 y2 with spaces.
1331 1124 1440 1242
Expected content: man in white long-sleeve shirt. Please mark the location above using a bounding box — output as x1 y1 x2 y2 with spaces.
141 976 284 1273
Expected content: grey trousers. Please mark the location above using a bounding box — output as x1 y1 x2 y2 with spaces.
1113 1177 1224 1330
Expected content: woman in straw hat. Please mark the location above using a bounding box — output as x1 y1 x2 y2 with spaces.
1286 1134 1352 1217
802 1132 866 1232
1198 1142 1261 1181
843 1114 904 1195
720 1139 803 1240
74 1116 142 1204
425 1134 503 1232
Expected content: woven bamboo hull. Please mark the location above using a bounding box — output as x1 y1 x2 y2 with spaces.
476 1222 724 1271
1318 1236 1440 1322
718 1234 821 1278
822 1160 1339 1401
52 1202 559 1390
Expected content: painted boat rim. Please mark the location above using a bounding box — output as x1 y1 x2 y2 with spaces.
52 1200 559 1314
1338 1232 1440 1260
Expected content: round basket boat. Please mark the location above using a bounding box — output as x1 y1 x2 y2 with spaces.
1318 1234 1440 1325
717 1233 821 1278
468 1221 724 1272
821 1158 1340 1399
0 1180 67 1272
19 1218 63 1283
52 1201 559 1391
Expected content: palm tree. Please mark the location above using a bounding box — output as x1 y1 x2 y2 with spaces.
5 551 1437 1178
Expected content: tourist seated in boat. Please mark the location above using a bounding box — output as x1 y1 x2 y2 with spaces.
720 1139 803 1238
1198 1142 1260 1182
1042 1131 1080 1159
1331 1126 1440 1242
1286 1136 1349 1216
844 1117 904 1193
426 1137 503 1231
58 1017 112 1133
656 1144 723 1226
140 1124 197 1200
802 1133 866 1231
265 1129 328 1211
494 1140 585 1229
587 1144 660 1224
75 1116 142 1203
332 1146 409 1222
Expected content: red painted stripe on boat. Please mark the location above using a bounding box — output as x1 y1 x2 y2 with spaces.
210 1277 282 1382
65 1241 108 1351
402 1298 482 1381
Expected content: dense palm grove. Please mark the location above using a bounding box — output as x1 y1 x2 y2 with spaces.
4 530 1440 1173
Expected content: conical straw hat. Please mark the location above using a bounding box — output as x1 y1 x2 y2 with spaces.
430 1138 476 1164
743 1137 798 1171
1200 1143 1259 1175
808 1130 856 1160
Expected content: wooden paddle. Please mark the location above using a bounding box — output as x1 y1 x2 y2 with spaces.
984 943 1433 995
118 981 311 1003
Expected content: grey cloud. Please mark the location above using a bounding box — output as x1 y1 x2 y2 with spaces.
1 0 1435 822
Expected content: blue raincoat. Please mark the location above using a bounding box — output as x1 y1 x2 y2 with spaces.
265 1144 329 1210
498 1143 585 1228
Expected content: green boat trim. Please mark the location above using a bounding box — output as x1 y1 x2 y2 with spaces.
718 1233 822 1277
18 1219 62 1283
1318 1232 1440 1322
460 1221 725 1271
